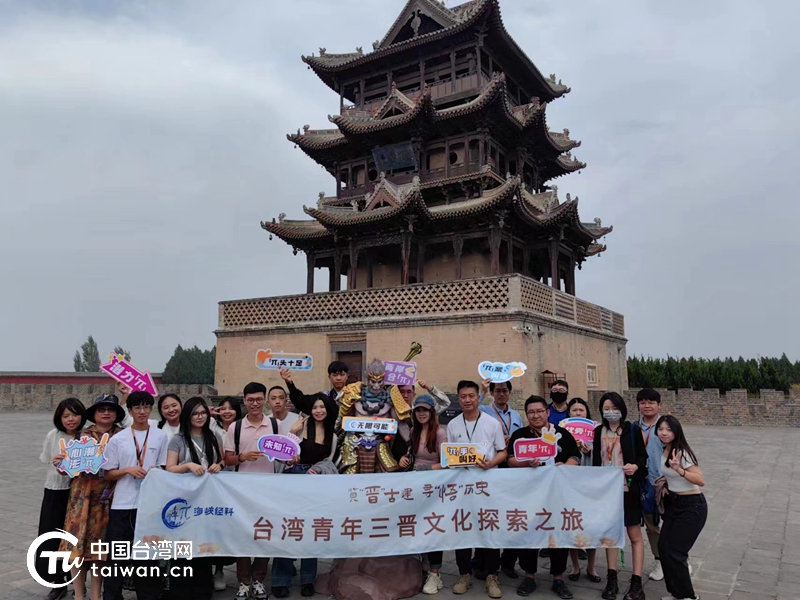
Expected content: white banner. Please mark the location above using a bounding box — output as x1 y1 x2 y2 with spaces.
135 467 624 558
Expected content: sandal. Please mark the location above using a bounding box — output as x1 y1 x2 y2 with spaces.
567 567 581 582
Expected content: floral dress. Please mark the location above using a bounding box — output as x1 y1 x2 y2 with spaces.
59 424 122 560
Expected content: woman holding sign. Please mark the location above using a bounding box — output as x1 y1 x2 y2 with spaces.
592 392 647 600
61 394 126 600
36 398 87 597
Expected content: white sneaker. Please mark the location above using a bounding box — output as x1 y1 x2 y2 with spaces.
649 559 664 581
214 569 227 591
234 582 250 600
252 581 268 600
423 572 444 595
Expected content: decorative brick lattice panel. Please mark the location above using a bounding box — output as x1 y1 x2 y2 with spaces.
600 309 614 333
576 299 602 330
554 291 576 321
611 313 625 336
219 275 624 337
221 277 511 328
520 278 553 316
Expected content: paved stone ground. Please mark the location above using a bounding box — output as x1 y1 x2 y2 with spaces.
1 413 798 600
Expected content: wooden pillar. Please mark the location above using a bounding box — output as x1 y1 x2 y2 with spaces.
416 240 426 283
366 252 374 288
339 81 344 113
522 247 530 278
489 227 501 276
566 255 576 296
348 242 359 290
306 252 315 294
359 78 365 109
453 237 464 280
333 250 342 291
401 234 412 285
328 263 336 291
488 55 493 75
548 240 559 290
420 59 425 90
476 40 482 78
335 161 341 198
450 49 456 93
445 138 450 178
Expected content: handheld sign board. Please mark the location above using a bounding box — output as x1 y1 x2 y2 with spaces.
440 443 485 468
342 417 398 435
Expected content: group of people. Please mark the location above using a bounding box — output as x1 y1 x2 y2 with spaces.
36 359 707 600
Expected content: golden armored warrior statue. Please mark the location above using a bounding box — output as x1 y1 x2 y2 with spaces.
337 357 413 474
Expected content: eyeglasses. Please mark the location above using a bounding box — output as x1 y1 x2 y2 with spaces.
95 406 116 414
526 409 548 416
244 398 264 404
131 405 152 413
192 411 208 417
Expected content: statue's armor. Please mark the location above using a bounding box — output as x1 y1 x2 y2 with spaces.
336 360 411 474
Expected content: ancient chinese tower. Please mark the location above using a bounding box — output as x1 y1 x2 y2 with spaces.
215 0 628 401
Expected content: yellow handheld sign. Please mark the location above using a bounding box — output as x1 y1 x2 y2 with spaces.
440 443 485 468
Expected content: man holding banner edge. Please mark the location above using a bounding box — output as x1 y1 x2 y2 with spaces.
508 395 580 599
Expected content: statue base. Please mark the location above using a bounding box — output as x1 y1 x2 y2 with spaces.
317 555 424 600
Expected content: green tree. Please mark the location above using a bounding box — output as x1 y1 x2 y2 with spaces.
113 346 132 362
162 345 216 384
73 335 101 372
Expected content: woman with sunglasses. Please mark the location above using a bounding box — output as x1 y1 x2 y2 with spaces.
60 394 126 600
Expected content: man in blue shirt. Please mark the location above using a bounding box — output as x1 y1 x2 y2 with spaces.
637 388 666 582
479 380 524 446
547 380 570 426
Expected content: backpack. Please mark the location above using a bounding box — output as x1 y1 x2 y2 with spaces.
632 422 657 519
233 416 278 472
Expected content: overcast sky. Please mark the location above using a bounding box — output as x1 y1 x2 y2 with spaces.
1 0 798 372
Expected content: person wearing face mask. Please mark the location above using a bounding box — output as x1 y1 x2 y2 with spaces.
547 380 570 427
592 392 647 600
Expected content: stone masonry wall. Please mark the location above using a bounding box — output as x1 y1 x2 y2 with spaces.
588 388 800 427
0 382 218 412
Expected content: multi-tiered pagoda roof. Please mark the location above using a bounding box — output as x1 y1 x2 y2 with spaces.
262 0 612 294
